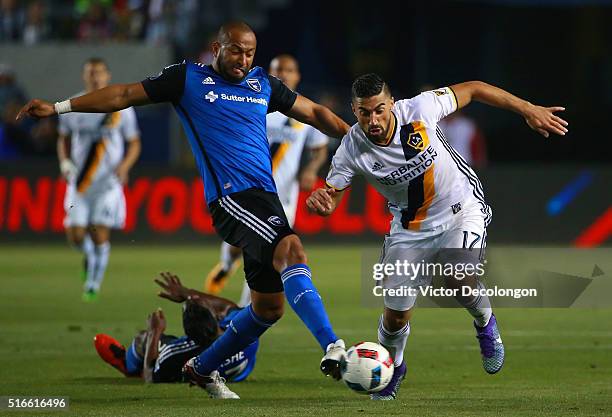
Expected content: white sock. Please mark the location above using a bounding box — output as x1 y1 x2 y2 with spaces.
461 281 492 327
82 234 94 254
220 242 238 272
377 315 410 367
238 281 251 307
89 242 111 292
79 236 96 290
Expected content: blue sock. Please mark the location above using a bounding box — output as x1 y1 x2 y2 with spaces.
125 340 144 376
194 304 276 376
281 264 338 352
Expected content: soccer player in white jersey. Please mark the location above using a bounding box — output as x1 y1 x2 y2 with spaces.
57 58 141 301
205 54 329 306
307 74 568 400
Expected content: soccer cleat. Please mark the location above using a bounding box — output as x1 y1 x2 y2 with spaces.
94 334 128 376
320 339 346 380
474 314 505 374
370 361 407 401
82 289 98 302
204 260 241 295
182 358 240 399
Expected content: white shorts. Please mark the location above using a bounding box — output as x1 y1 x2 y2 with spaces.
380 206 487 311
281 195 297 228
64 184 126 229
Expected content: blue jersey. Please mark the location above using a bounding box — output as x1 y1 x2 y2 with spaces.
142 62 297 203
149 308 258 383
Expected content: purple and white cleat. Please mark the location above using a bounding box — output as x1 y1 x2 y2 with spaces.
474 314 505 374
370 361 407 401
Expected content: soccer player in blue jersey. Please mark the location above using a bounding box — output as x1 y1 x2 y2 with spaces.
94 272 258 386
18 21 350 399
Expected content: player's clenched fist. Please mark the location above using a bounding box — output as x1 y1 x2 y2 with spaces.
306 187 335 216
16 99 56 120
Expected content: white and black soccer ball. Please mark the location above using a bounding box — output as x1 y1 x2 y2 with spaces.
341 341 394 394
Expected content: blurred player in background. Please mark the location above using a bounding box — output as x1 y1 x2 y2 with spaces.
421 84 487 168
205 54 329 307
438 109 487 168
57 57 141 302
18 22 349 398
308 74 568 400
94 272 258 386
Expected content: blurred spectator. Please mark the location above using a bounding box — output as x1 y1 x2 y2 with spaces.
111 6 134 41
438 112 488 168
0 0 24 41
145 0 172 45
78 1 111 41
0 100 57 159
0 64 27 112
29 115 57 155
23 0 49 45
172 0 198 52
0 65 56 159
198 33 217 65
74 0 112 16
110 0 145 41
0 100 30 159
146 0 198 49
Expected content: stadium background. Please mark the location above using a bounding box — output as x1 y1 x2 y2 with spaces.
1 0 610 247
1 1 611 416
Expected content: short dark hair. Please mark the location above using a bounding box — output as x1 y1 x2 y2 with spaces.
217 21 255 44
182 301 219 347
351 73 391 99
83 57 108 69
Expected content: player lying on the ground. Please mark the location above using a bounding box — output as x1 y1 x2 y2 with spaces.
58 57 141 302
94 272 258 387
307 74 568 400
205 54 329 307
18 21 349 399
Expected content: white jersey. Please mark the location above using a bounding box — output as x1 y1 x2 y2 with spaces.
326 87 491 233
267 112 328 210
58 99 140 195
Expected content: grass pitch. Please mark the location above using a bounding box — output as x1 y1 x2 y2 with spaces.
1 244 611 416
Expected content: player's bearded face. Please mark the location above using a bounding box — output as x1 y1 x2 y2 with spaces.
353 93 395 143
215 40 256 82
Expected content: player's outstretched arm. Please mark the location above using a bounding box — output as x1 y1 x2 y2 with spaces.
16 82 151 120
286 95 350 139
299 145 328 191
143 308 166 383
450 81 568 138
155 272 238 315
306 187 345 216
115 137 141 184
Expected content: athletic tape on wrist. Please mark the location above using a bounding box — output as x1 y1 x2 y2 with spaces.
54 100 72 114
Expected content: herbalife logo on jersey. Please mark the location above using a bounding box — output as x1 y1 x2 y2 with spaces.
371 161 385 172
205 91 218 102
202 77 215 85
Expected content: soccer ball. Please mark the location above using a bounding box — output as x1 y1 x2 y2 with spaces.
341 341 394 394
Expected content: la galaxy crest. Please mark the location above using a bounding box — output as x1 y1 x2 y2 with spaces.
407 132 425 151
